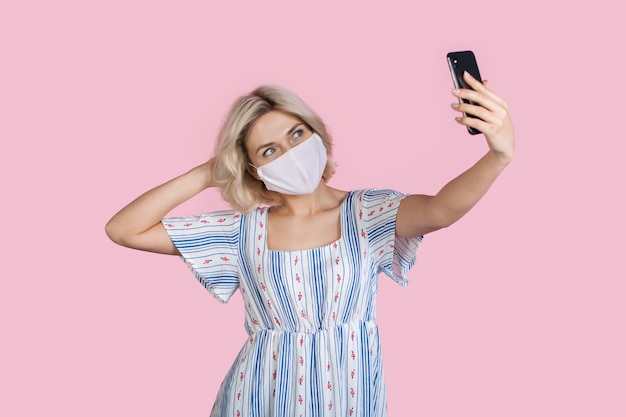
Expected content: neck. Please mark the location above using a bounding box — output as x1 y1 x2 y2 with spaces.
273 182 339 216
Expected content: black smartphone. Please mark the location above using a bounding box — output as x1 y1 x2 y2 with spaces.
447 50 483 135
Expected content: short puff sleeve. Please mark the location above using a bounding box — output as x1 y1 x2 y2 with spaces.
361 189 423 286
161 210 241 303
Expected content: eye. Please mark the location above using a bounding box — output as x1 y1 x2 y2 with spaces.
262 147 276 157
292 128 305 139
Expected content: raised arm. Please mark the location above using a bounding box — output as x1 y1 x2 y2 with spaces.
396 72 515 238
105 162 214 254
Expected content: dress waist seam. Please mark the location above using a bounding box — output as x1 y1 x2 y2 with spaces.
249 319 377 336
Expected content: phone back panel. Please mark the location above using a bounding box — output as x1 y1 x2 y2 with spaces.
447 50 483 89
447 50 483 134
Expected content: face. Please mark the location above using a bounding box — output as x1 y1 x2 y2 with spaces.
246 110 314 169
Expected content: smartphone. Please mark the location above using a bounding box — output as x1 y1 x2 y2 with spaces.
447 50 483 135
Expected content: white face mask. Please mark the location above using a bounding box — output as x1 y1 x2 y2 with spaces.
253 133 328 195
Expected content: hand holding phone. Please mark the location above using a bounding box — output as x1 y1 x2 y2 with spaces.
446 51 515 162
447 50 483 135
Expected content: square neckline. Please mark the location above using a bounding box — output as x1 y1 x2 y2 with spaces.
263 190 353 254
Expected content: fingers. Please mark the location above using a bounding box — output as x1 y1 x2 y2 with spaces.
454 114 496 136
451 101 500 124
451 72 509 127
456 71 508 110
453 86 499 113
451 103 498 123
451 72 511 136
449 72 515 159
452 101 508 136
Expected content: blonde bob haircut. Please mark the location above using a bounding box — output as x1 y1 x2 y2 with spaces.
210 85 336 213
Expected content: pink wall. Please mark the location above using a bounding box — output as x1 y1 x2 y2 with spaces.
2 1 625 416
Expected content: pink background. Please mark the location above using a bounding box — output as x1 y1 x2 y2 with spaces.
2 1 625 416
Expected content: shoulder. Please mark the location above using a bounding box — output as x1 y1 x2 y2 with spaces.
349 189 406 233
162 209 243 231
352 188 407 208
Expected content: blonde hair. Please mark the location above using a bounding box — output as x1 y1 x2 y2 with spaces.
210 85 336 213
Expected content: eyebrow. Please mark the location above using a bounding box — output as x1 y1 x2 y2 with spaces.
286 122 304 136
255 123 304 154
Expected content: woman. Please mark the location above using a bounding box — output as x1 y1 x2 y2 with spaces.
106 72 514 416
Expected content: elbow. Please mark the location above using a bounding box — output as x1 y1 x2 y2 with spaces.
105 219 129 246
104 220 119 244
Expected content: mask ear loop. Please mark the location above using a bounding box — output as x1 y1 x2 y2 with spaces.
247 162 262 181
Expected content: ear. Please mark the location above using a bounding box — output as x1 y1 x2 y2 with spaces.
247 163 261 181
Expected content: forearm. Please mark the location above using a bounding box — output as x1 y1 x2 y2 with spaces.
105 162 213 244
430 151 511 227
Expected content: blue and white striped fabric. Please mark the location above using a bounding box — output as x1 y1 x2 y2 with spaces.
162 189 423 417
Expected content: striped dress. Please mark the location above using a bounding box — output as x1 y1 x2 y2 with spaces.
162 189 423 417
